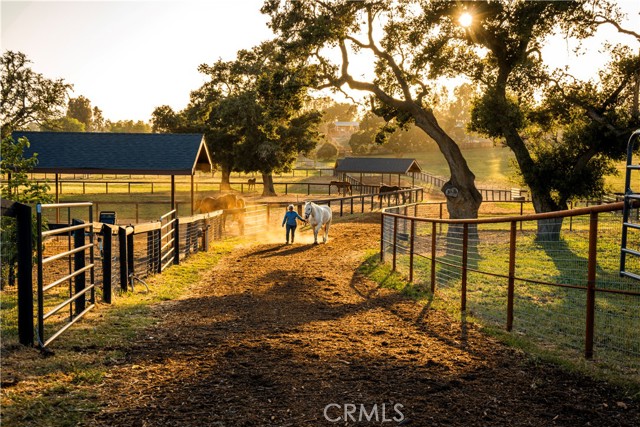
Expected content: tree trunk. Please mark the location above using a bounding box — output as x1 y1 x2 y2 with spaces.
262 173 277 197
220 165 232 192
413 110 482 220
531 192 568 242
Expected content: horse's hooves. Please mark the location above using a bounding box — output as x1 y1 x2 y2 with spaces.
313 242 318 245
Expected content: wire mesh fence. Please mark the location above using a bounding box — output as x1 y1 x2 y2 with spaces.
382 201 640 375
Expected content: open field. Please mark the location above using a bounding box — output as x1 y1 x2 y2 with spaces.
377 146 634 192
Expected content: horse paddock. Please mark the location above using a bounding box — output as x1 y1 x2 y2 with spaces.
2 213 639 426
70 214 637 426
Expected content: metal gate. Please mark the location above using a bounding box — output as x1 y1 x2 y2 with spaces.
620 129 640 280
36 202 96 348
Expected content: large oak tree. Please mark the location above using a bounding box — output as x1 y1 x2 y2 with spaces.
263 0 640 228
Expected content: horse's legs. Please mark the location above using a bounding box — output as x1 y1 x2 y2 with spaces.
323 221 331 243
313 223 321 244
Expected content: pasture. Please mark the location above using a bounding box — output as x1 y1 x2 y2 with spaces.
2 214 638 426
391 146 631 192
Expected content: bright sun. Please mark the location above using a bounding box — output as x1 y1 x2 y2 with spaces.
459 12 473 27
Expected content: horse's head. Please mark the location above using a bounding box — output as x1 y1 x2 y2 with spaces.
304 201 312 219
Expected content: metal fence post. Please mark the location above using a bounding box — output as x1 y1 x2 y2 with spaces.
461 223 469 312
16 203 34 346
146 230 154 274
36 205 44 347
380 213 385 262
155 228 162 274
127 228 134 281
409 219 415 283
431 222 437 293
173 216 180 265
392 216 398 271
585 211 598 359
102 224 112 304
118 227 128 292
507 221 517 331
203 220 210 252
73 219 86 315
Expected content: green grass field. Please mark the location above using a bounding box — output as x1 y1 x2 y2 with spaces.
380 146 632 192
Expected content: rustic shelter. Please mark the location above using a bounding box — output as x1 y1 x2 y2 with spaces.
11 131 213 214
334 157 422 186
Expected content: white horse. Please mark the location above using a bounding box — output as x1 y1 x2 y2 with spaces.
304 201 332 244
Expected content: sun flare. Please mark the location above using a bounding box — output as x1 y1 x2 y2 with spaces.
459 12 473 28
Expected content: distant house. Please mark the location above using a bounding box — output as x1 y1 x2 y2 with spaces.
333 121 359 134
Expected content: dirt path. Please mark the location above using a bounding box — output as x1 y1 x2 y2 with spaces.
87 215 639 426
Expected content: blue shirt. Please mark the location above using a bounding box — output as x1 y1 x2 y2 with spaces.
282 210 304 226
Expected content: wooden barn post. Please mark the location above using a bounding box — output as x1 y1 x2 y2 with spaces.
191 174 195 215
170 175 176 211
55 173 60 223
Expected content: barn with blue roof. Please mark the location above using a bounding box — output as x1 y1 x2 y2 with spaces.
11 131 213 213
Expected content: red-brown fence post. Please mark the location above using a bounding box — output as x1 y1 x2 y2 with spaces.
380 213 385 262
461 223 469 312
507 221 517 331
585 211 598 359
409 219 415 283
430 222 437 293
392 216 398 271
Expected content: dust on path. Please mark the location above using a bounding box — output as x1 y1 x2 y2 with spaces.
87 215 639 427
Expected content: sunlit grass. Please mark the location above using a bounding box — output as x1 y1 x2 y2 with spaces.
368 225 640 394
0 239 239 427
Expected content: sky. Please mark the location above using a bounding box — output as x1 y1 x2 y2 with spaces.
1 0 639 123
1 0 273 122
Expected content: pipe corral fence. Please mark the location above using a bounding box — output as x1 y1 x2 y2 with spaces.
7 187 425 349
381 201 640 374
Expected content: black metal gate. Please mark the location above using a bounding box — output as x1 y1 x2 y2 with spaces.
36 202 96 348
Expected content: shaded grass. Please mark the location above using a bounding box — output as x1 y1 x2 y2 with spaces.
0 239 239 427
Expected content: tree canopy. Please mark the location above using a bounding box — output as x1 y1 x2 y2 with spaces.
153 41 322 196
263 0 640 222
263 0 483 218
67 95 93 129
0 51 72 138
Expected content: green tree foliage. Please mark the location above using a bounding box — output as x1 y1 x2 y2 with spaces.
0 136 53 287
41 116 86 132
316 141 339 160
404 1 639 217
434 83 485 145
221 42 322 195
92 107 105 132
106 120 151 133
264 0 640 222
67 95 93 129
153 41 322 195
349 111 437 155
307 97 358 134
263 0 482 219
0 51 72 138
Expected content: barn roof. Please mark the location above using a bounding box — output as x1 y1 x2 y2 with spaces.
334 157 422 174
11 131 212 175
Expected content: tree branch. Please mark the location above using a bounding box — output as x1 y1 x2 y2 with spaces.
337 39 407 112
594 15 640 41
363 6 413 101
